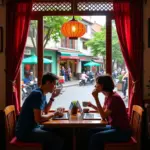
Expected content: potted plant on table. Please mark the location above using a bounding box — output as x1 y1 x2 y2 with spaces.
71 101 78 115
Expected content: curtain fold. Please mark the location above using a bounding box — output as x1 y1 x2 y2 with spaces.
6 1 33 114
113 0 143 116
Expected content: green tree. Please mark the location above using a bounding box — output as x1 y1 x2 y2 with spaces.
29 16 81 53
111 26 124 69
85 26 124 70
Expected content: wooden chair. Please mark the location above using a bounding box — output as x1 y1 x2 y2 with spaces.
4 105 42 150
104 105 144 150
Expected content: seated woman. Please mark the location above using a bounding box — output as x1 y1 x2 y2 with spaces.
87 74 131 150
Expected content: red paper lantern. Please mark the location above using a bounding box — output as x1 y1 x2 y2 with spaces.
61 17 86 39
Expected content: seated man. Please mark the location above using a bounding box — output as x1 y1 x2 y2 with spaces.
16 72 64 150
23 76 31 84
29 71 34 81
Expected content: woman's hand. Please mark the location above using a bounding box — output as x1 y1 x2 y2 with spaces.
92 89 99 99
87 101 98 111
87 101 94 108
87 101 93 107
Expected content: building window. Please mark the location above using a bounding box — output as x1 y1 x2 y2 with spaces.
85 25 88 32
69 39 73 49
65 37 67 47
83 41 87 50
61 37 75 49
61 37 67 47
44 56 52 73
61 38 65 47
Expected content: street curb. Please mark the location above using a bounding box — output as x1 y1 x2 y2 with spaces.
63 83 79 88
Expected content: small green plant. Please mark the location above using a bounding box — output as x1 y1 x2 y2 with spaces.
71 100 78 115
72 101 78 108
117 74 123 83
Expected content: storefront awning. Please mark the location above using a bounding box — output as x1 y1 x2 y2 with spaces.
60 52 85 57
59 52 86 60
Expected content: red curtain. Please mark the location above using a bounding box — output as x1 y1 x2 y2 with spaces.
6 1 33 114
113 0 143 116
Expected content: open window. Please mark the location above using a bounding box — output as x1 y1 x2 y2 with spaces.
20 2 129 110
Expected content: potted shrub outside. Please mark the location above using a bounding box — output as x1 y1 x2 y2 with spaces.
71 101 78 115
116 74 123 91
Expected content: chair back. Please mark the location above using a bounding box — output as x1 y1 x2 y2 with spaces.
144 103 150 138
130 105 143 150
4 105 16 144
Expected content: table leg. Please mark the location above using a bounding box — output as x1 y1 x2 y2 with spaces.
73 128 76 150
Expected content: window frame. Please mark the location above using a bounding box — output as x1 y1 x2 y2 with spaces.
19 1 129 108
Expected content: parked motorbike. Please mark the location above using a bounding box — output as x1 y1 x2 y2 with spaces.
79 76 94 86
22 80 38 102
22 84 32 102
79 79 86 86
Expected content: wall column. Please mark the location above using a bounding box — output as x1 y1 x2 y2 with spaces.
106 15 112 75
76 60 81 73
57 56 60 76
37 16 43 86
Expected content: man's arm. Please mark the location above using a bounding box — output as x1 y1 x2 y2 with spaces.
44 88 62 114
34 109 54 123
32 92 55 122
34 109 63 123
44 98 54 114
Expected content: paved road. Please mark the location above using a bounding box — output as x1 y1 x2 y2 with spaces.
46 85 128 110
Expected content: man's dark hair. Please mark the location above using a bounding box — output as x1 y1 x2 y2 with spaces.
42 72 58 85
96 74 114 92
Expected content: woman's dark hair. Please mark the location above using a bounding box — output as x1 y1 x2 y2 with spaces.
96 74 114 92
42 72 58 85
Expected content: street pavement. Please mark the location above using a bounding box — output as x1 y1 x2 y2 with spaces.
46 84 128 110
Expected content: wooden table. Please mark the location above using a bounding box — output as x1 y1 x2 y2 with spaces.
42 113 107 150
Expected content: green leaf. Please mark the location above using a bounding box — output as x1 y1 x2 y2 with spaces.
30 16 82 48
85 25 124 69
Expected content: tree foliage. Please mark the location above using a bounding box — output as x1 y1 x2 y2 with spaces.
85 25 124 69
29 16 81 50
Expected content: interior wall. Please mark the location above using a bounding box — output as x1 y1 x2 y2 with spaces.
144 0 150 99
0 4 6 109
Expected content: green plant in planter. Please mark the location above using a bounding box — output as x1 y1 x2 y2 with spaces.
71 100 78 115
118 74 123 83
72 101 78 107
116 74 123 91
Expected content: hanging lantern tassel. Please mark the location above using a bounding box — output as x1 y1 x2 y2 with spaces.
61 17 86 40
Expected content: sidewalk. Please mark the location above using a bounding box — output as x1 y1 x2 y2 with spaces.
63 79 79 87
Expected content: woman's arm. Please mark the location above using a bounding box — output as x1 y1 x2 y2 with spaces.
94 97 111 119
92 90 111 119
88 102 98 111
88 102 106 111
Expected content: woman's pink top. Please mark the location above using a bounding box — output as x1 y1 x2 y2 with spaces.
103 92 130 130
